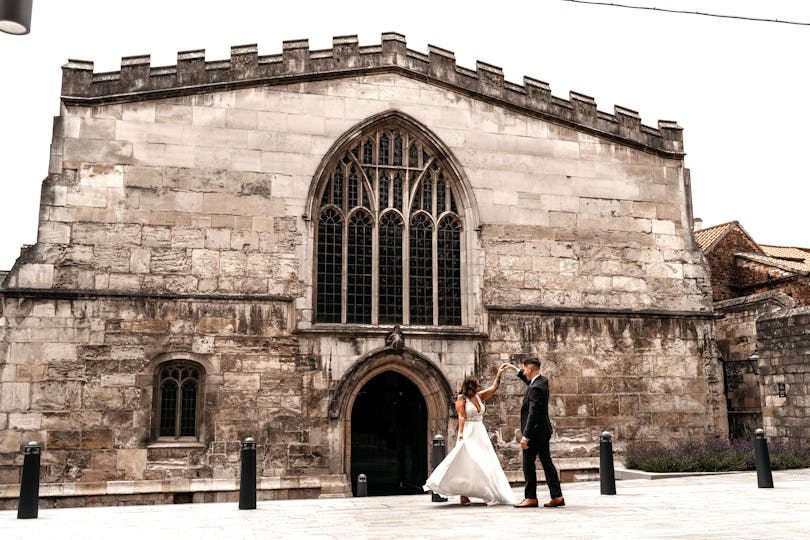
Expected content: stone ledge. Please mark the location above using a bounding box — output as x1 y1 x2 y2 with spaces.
714 290 795 312
0 474 351 500
614 468 749 481
147 442 207 449
296 324 486 340
0 287 295 303
485 304 715 319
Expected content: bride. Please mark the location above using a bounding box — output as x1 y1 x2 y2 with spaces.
423 363 516 505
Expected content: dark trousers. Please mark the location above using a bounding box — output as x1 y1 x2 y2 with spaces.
522 434 562 499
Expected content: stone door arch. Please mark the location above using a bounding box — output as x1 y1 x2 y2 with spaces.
328 349 454 492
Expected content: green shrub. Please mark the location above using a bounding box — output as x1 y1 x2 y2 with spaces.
625 438 809 473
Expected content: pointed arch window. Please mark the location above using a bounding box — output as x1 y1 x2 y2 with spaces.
314 123 464 326
157 363 201 439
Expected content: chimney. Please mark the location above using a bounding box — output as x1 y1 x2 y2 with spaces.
693 218 703 231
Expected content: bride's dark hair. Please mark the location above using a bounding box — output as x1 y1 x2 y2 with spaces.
459 376 480 398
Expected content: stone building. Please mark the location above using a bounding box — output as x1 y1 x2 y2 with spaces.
694 221 810 440
0 34 726 507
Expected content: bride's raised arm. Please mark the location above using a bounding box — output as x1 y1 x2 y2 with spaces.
478 363 509 401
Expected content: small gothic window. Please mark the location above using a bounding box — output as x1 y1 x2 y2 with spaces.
314 120 464 326
393 173 403 212
363 140 373 164
409 143 419 167
437 173 447 213
158 363 200 438
393 135 403 166
348 166 359 209
380 174 390 209
379 133 390 165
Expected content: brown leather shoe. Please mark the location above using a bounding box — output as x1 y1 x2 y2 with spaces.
513 498 539 508
543 497 565 507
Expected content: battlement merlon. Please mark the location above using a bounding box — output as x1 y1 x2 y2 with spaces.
60 33 683 157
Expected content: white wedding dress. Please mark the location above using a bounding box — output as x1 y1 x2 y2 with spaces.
423 395 516 505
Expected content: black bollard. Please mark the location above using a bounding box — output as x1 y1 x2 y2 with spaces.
599 431 617 495
17 441 41 519
239 437 257 509
754 429 774 488
431 435 448 502
356 473 368 497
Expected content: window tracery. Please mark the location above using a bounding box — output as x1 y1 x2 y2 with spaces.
314 123 463 326
157 363 201 438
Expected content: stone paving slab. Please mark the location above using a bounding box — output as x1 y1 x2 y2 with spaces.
1 469 808 540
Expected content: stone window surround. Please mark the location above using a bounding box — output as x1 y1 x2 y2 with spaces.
306 109 481 330
140 352 218 445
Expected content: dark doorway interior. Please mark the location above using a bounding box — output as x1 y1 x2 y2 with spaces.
350 371 427 496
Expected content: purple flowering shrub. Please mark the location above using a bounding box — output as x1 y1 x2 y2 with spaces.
625 438 809 472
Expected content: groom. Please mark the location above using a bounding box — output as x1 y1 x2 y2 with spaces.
511 357 565 508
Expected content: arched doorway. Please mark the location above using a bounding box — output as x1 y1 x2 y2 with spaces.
350 371 428 496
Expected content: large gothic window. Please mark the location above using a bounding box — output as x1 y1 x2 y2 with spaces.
315 123 464 326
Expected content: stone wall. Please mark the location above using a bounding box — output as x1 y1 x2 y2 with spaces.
713 292 794 437
0 293 346 492
485 311 725 460
757 306 810 444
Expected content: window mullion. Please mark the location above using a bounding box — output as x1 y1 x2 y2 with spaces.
402 222 410 325
175 382 182 438
403 169 411 325
432 222 439 326
372 167 379 325
371 217 379 325
341 214 348 324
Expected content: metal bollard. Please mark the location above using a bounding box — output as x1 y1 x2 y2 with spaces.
754 429 774 488
431 434 448 502
599 431 617 495
239 437 257 509
356 473 368 497
17 441 42 519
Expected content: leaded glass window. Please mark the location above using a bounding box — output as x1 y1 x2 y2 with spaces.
347 211 373 323
317 208 343 323
409 213 434 325
438 216 462 325
379 212 404 324
158 364 200 438
314 122 464 326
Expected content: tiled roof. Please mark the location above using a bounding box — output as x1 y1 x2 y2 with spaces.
693 221 737 251
759 245 810 273
694 221 809 274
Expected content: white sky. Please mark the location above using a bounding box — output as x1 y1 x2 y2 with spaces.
0 0 807 271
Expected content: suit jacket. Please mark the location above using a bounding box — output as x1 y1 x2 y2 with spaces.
518 371 553 442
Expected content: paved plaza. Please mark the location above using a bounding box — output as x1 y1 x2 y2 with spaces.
1 469 808 539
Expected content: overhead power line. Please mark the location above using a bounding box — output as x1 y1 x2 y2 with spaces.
561 0 810 26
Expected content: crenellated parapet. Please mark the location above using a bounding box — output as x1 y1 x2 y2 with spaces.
61 32 683 156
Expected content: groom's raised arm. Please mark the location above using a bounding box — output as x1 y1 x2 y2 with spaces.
516 369 529 385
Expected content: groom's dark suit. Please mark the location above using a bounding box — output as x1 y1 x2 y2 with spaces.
518 370 562 500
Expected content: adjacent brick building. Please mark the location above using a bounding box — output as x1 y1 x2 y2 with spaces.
695 221 810 439
694 220 810 305
0 34 726 507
